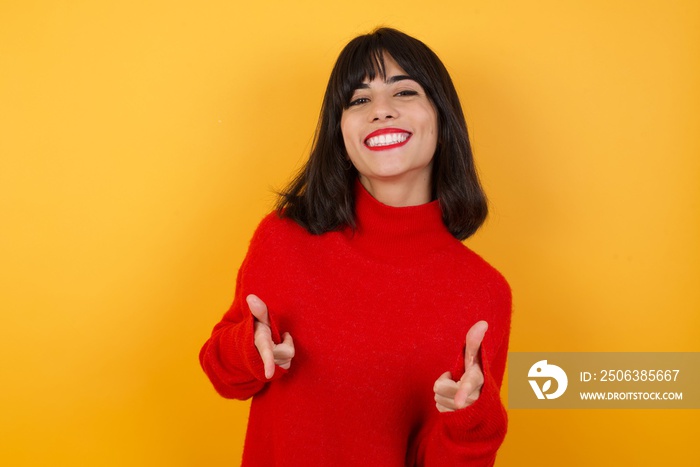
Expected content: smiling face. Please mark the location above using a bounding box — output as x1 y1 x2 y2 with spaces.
340 53 439 206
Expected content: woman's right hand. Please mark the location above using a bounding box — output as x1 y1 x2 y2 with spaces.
246 294 295 379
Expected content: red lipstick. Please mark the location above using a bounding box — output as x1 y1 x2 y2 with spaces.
364 127 412 151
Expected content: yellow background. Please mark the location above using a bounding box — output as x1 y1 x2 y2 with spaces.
1 1 698 465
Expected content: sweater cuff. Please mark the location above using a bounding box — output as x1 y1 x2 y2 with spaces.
221 312 288 382
442 345 507 439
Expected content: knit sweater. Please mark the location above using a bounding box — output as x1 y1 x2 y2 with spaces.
199 181 512 466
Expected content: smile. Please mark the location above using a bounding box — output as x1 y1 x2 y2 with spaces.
364 128 412 151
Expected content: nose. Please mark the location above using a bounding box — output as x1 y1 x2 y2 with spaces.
369 95 397 122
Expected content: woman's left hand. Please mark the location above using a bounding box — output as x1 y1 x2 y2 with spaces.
433 321 488 412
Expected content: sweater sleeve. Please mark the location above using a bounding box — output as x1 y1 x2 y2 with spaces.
199 214 287 400
411 278 512 466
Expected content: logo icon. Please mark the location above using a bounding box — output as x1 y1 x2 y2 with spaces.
528 360 568 400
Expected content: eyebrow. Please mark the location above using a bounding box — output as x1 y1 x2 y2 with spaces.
355 75 415 89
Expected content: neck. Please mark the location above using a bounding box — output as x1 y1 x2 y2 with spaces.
358 174 432 207
344 180 456 261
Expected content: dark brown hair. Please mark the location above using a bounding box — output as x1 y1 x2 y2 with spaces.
276 27 487 240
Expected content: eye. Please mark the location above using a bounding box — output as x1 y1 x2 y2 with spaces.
395 90 419 97
348 97 370 107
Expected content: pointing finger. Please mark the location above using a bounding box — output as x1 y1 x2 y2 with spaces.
464 320 488 368
246 294 270 326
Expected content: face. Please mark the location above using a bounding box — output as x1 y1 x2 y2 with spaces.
340 53 438 204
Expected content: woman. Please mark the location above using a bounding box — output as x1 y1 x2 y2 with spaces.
200 27 512 466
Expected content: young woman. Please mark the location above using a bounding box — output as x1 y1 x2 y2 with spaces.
200 27 512 466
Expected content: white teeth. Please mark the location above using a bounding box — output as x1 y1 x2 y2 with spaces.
365 133 409 147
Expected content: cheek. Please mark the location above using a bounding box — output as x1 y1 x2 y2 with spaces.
417 108 438 141
425 107 438 136
340 117 361 156
340 115 350 141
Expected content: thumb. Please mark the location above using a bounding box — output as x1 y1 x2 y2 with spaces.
464 320 488 368
246 294 270 326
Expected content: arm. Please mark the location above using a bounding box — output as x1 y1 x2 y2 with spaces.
412 280 512 466
199 216 295 400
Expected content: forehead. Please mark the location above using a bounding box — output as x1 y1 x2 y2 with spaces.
360 53 408 82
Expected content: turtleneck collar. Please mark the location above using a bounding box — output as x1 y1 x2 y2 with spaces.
343 179 458 259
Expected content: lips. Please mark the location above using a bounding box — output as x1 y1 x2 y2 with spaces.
364 128 412 151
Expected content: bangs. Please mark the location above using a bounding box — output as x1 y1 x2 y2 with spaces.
336 43 388 108
330 29 436 110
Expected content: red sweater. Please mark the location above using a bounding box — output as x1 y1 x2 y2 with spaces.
200 182 512 466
